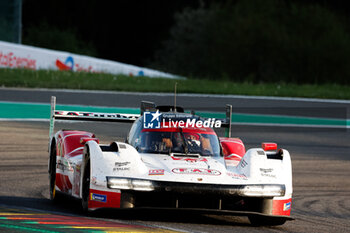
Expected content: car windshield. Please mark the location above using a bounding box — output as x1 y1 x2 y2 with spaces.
135 130 221 157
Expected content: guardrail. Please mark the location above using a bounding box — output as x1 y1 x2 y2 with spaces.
0 40 178 79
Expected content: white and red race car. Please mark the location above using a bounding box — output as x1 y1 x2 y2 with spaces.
48 97 293 226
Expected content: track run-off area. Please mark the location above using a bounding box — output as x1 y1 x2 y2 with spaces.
0 87 350 233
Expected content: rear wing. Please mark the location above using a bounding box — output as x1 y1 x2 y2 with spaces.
49 96 140 140
49 96 233 140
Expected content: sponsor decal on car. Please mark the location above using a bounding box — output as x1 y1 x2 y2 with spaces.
55 111 138 123
114 161 131 171
226 172 248 180
241 159 248 168
283 202 291 211
90 193 107 203
260 168 273 173
115 162 130 167
91 176 97 185
149 169 164 175
172 168 221 176
113 167 130 172
171 157 208 163
260 168 276 178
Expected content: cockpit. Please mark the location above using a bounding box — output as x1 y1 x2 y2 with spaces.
132 127 221 157
127 112 222 157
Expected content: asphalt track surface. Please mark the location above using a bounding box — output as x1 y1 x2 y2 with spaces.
0 88 350 232
1 87 350 118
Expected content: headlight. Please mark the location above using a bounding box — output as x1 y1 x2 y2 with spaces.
131 180 154 191
107 177 154 191
107 178 131 189
241 184 285 197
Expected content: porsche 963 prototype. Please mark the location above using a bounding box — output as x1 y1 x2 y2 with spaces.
48 97 293 226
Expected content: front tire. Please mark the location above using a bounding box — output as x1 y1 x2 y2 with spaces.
81 146 90 212
49 141 59 201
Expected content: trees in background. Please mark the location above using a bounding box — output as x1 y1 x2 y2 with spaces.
153 0 350 84
22 0 200 65
21 0 350 84
23 22 97 56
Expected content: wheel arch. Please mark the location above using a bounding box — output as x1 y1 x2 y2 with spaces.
80 140 103 198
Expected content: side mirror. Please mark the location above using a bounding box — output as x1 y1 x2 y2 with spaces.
141 101 156 115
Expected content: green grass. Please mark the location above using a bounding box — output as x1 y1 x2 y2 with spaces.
1 68 350 99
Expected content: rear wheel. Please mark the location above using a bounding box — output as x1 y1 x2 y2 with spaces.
81 146 90 212
248 215 287 226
